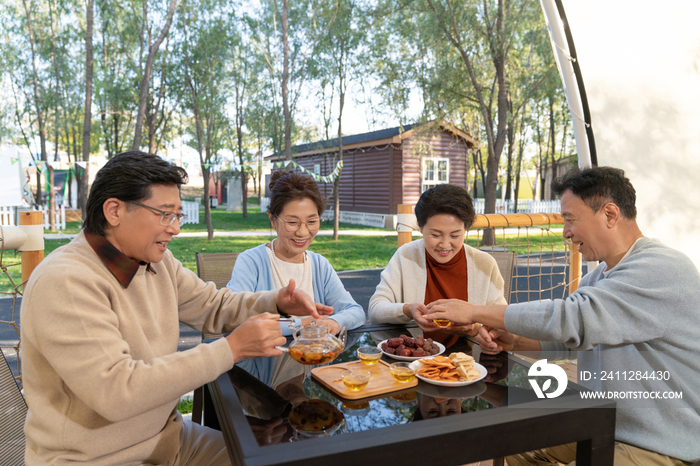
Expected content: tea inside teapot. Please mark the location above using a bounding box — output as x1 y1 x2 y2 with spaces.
287 321 344 365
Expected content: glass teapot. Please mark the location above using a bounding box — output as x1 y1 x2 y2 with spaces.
285 321 346 365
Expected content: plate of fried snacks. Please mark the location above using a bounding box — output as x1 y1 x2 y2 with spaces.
377 334 445 361
409 353 487 387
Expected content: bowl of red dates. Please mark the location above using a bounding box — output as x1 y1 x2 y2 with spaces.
377 334 445 361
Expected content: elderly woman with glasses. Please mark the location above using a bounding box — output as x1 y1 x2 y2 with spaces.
227 171 365 335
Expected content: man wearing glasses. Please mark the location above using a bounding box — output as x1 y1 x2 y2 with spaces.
20 151 333 466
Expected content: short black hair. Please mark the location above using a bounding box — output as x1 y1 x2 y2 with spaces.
552 166 637 219
415 184 476 229
267 171 327 217
84 151 188 235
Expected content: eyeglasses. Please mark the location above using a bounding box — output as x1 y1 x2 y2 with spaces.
130 201 187 227
274 215 323 233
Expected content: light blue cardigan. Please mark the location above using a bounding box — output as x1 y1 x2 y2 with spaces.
227 244 366 331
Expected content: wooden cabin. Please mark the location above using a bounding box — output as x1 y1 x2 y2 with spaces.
266 120 478 227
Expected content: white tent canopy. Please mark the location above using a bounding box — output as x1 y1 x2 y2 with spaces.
541 0 700 271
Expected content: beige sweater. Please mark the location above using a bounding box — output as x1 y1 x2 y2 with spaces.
368 240 507 324
21 232 277 465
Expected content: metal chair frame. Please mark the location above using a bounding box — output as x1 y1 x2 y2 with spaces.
192 252 240 425
0 350 27 464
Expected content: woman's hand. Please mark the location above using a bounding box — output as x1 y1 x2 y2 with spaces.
300 316 341 335
402 303 438 330
277 279 334 319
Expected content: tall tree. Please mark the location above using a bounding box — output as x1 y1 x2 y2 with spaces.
131 0 180 150
180 0 234 240
19 0 61 230
228 27 266 219
311 0 363 240
80 0 94 216
255 0 332 163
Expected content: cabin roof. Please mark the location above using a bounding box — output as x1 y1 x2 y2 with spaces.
266 120 478 160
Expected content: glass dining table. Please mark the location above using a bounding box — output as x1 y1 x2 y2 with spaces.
203 324 616 466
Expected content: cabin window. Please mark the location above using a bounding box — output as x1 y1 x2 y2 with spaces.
422 158 449 192
314 164 321 176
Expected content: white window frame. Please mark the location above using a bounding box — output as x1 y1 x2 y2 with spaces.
422 157 449 192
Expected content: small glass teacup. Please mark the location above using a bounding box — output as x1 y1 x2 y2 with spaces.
390 362 416 383
341 369 371 391
357 346 382 365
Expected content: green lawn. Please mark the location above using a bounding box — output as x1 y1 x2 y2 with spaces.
0 206 569 294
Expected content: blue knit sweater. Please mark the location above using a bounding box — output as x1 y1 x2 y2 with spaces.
227 244 366 331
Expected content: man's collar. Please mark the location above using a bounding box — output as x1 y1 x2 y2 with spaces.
85 230 156 288
603 236 645 276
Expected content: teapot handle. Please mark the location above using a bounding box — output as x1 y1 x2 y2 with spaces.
338 325 348 350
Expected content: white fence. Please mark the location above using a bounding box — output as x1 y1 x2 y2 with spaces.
322 209 393 229
182 200 200 225
0 205 67 229
40 204 66 230
258 197 560 228
0 206 15 226
473 199 561 214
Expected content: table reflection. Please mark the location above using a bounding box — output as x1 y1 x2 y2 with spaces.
227 328 546 447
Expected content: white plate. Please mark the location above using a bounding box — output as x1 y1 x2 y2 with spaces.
376 339 445 361
409 360 487 387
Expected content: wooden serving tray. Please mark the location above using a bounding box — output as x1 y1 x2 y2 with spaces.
311 360 418 400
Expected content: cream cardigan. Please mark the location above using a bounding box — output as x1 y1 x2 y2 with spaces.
21 231 278 465
368 240 507 324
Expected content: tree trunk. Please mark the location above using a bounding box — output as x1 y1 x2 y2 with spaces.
22 0 48 207
282 0 292 162
514 103 528 213
425 0 509 247
237 126 248 219
333 38 346 242
80 0 94 217
548 97 556 200
132 0 179 151
49 0 62 231
504 120 514 202
233 52 248 219
202 167 213 240
514 127 525 213
258 140 263 198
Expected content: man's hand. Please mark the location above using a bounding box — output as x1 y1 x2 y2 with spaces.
477 326 515 354
277 279 333 319
445 323 483 337
477 352 512 383
226 313 287 362
424 299 476 326
424 299 484 336
248 417 288 446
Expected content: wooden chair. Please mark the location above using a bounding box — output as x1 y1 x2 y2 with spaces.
195 252 240 289
483 250 515 304
0 350 27 464
192 252 239 425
